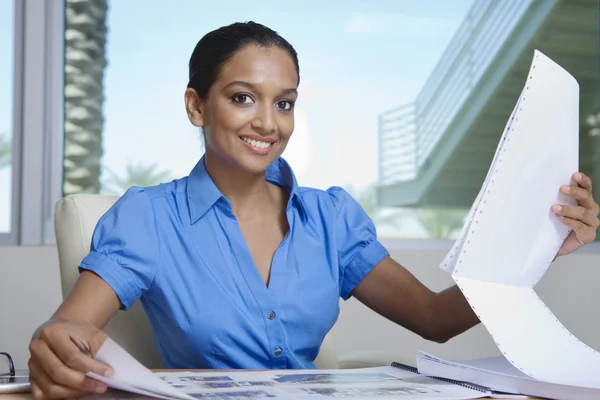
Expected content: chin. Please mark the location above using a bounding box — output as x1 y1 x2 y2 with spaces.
233 139 286 174
236 154 279 174
208 138 287 175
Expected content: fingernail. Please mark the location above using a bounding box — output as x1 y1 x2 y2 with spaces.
575 173 583 180
552 205 562 212
96 385 107 393
104 370 114 377
561 185 570 193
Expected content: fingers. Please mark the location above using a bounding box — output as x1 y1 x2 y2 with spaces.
30 377 42 400
559 184 599 213
573 172 592 193
29 338 107 398
40 325 112 378
29 357 95 400
29 363 100 400
556 215 597 243
553 204 600 229
553 173 599 244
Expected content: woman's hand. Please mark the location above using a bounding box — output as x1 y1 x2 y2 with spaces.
553 172 600 257
28 319 114 400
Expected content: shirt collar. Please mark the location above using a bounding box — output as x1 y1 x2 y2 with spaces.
187 156 305 224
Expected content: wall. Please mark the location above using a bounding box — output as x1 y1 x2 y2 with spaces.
1 246 599 369
0 247 62 370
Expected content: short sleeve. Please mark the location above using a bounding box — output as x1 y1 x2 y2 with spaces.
328 186 390 300
79 187 159 310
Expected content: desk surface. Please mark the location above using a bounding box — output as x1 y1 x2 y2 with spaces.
0 370 540 400
0 393 541 400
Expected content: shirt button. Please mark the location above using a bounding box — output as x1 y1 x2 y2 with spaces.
267 311 276 320
274 347 282 356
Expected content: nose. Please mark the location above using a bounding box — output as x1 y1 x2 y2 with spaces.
251 104 277 134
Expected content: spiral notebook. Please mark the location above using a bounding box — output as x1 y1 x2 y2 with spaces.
391 361 496 395
414 352 600 400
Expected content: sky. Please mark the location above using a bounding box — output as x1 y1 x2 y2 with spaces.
0 0 476 234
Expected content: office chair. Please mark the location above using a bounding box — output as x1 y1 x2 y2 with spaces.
54 193 342 369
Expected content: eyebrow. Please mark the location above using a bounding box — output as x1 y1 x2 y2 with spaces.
222 81 298 96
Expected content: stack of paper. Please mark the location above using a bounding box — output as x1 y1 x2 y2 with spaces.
417 352 599 400
432 50 600 398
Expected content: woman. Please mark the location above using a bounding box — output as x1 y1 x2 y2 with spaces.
28 21 599 399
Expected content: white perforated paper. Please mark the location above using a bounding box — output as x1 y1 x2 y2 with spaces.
442 50 600 388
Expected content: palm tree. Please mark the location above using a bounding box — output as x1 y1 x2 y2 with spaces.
102 162 173 195
63 0 108 195
0 133 10 170
345 183 403 228
415 207 467 239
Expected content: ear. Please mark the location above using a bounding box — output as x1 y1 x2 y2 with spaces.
184 88 205 127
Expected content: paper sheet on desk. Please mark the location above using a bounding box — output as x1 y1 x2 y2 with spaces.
439 50 600 388
155 367 488 399
84 339 487 399
86 337 195 400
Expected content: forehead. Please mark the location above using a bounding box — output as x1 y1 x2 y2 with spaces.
217 45 298 88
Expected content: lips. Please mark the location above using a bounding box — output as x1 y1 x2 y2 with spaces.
240 136 274 149
239 136 275 155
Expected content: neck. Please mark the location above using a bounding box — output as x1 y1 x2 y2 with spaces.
204 152 273 217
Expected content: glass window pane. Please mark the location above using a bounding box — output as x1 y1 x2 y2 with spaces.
62 0 599 240
376 0 599 240
0 0 14 234
62 0 472 235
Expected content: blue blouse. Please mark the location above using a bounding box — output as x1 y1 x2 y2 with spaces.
79 156 389 369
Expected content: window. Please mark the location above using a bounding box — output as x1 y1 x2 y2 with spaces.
61 0 600 242
0 0 14 236
377 0 600 241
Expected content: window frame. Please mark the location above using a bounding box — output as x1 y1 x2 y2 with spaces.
41 0 65 246
0 0 23 245
6 0 64 246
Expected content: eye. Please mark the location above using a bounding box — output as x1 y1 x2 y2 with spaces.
276 100 294 111
232 93 254 104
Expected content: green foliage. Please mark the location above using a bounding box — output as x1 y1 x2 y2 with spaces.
414 207 467 239
0 133 11 170
344 183 404 228
102 162 173 195
345 182 467 239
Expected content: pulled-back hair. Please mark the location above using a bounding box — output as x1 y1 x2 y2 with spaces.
187 21 300 99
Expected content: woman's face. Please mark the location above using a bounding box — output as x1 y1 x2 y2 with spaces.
187 45 298 174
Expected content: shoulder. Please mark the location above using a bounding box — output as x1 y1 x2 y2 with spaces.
98 178 189 228
297 185 359 212
90 180 190 258
132 177 188 201
113 178 188 208
296 186 370 229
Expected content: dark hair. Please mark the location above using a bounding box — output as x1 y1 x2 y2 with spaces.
187 21 300 99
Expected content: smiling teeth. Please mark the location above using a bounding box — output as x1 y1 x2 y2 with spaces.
241 137 273 149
